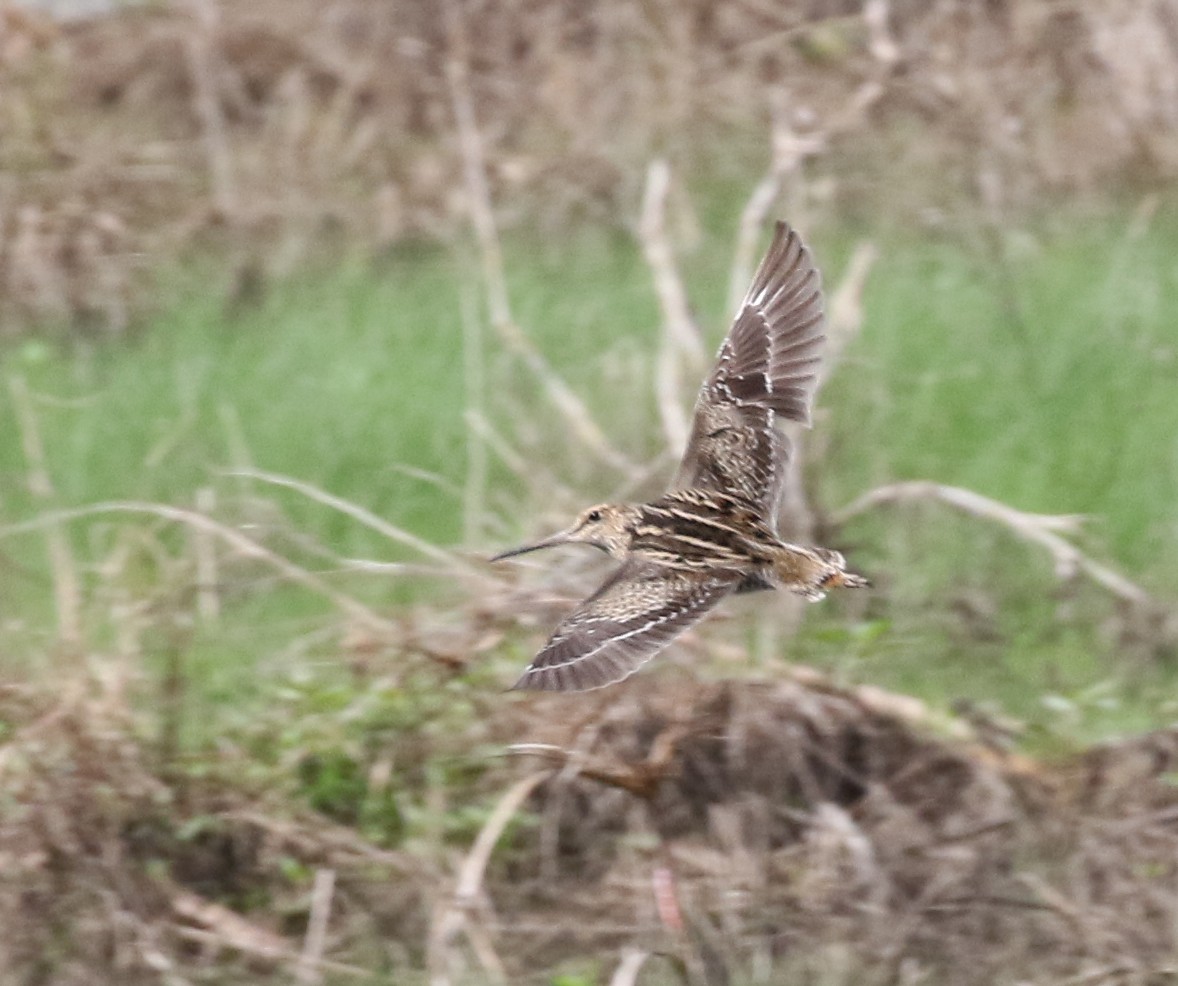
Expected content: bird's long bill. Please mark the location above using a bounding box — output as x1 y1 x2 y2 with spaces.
489 529 573 562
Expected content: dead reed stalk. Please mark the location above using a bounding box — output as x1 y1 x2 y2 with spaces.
0 500 396 635
7 374 81 649
428 769 550 986
638 159 703 454
444 0 634 474
183 0 237 218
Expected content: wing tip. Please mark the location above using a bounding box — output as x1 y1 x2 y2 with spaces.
761 221 819 291
509 663 633 693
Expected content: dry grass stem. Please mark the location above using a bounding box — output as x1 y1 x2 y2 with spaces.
192 485 220 622
182 0 237 218
823 240 878 380
834 481 1155 608
609 948 652 986
8 374 81 649
462 920 509 985
461 279 489 545
727 121 825 314
296 868 337 985
5 663 1178 983
429 769 551 986
5 4 1178 982
444 0 631 474
639 160 705 369
457 770 550 902
226 467 479 577
639 158 704 455
0 501 396 634
442 0 509 329
171 895 368 979
465 410 532 483
171 890 289 964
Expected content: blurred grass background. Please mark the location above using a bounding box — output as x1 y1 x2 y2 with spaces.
4 199 1176 744
5 2 1178 978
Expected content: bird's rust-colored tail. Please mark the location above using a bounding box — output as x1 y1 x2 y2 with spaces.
820 569 871 590
773 546 870 600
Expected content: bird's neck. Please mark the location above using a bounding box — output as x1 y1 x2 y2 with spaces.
604 507 643 559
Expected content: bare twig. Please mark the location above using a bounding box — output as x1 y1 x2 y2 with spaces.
225 467 479 578
0 501 396 634
609 949 652 986
639 159 705 454
183 0 236 217
729 0 894 314
192 486 220 622
863 0 901 67
171 891 367 978
833 481 1155 608
171 890 290 964
460 272 489 544
640 159 707 369
462 920 509 985
460 771 549 902
444 1 631 473
510 736 708 982
8 374 81 649
388 463 465 501
465 411 529 480
727 121 825 314
823 240 878 382
510 719 688 800
429 770 550 986
1014 873 1091 946
217 403 255 474
296 868 336 985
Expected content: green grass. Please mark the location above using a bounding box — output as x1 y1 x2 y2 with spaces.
810 214 1178 738
2 208 1177 746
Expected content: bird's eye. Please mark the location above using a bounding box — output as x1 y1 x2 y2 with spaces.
586 509 602 523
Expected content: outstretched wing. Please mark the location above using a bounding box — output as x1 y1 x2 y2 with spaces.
512 560 738 692
673 221 826 523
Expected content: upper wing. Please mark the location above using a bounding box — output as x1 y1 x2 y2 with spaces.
511 560 738 692
673 221 826 521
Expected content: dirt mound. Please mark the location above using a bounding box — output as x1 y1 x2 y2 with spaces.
492 677 1178 983
5 667 1177 984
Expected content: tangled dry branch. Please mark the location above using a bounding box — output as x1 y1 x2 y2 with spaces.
834 480 1159 610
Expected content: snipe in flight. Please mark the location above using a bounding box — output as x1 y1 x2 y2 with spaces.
492 221 868 692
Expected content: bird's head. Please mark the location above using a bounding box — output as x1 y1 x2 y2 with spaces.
490 503 635 562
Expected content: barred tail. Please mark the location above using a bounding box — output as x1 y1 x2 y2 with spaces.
782 547 870 601
816 549 870 590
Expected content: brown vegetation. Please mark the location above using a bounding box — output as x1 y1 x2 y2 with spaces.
5 0 1178 334
5 663 1178 984
5 2 1178 982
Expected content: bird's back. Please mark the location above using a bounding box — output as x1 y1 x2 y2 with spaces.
628 489 779 573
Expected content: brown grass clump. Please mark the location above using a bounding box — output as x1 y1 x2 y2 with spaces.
488 677 1178 984
5 0 1178 334
0 667 439 984
6 661 1178 985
